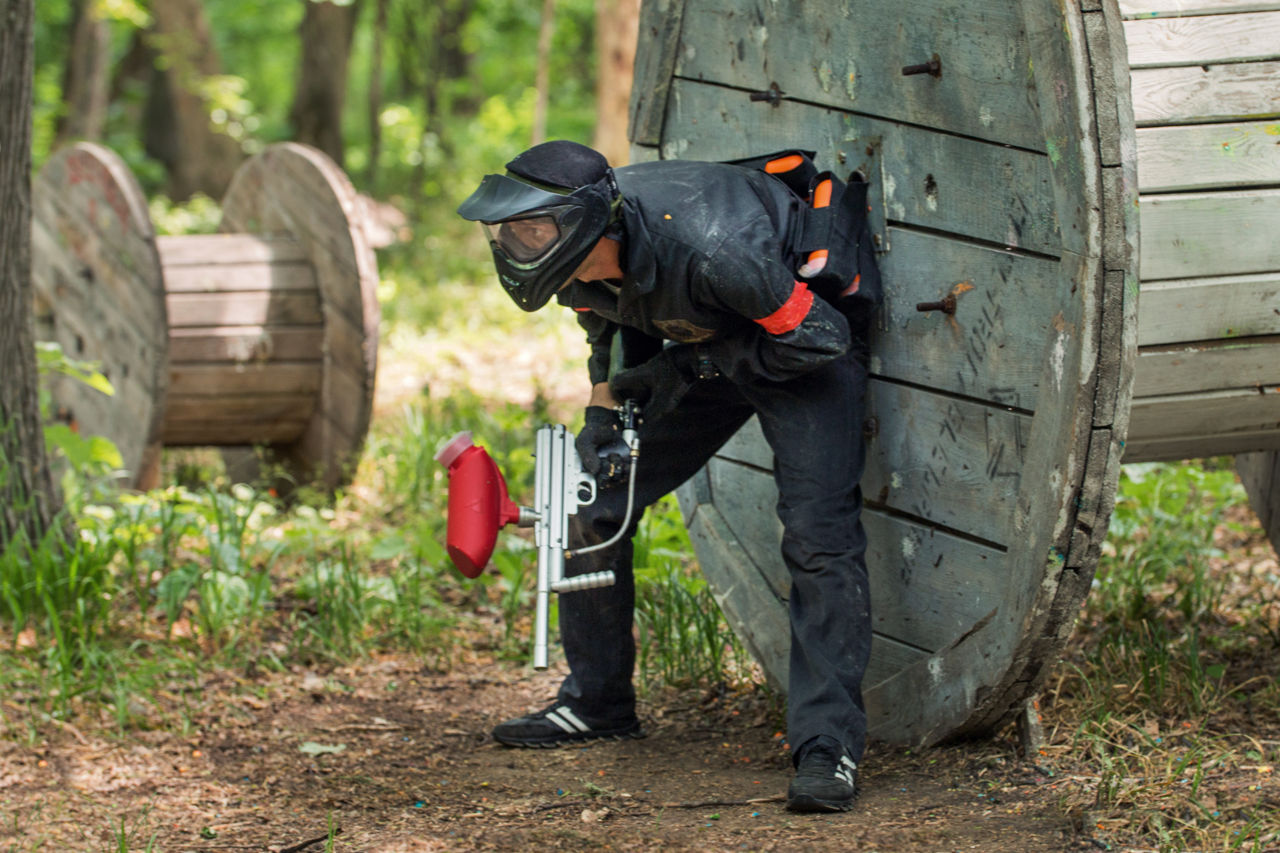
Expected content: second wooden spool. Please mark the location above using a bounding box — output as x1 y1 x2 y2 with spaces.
32 142 380 493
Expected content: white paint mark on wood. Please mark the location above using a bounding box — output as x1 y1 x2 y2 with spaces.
1051 333 1067 392
928 656 943 685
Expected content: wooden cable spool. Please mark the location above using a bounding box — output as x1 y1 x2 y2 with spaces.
1116 0 1280 556
629 0 1139 745
32 142 379 493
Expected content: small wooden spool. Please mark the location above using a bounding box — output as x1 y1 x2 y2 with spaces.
32 142 379 493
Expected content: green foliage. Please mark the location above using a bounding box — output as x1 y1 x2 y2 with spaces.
35 341 124 505
633 497 748 693
1085 461 1248 716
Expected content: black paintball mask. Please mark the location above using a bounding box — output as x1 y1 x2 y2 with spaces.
457 142 620 311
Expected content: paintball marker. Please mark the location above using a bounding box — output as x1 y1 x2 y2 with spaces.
434 402 640 669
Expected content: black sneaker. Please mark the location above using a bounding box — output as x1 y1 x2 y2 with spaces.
491 702 643 748
786 739 858 812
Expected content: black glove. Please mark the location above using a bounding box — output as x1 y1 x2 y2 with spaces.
575 405 623 478
608 345 716 422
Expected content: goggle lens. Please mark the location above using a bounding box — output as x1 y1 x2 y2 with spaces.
485 215 563 264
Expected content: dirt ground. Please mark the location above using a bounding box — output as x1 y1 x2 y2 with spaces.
0 654 1109 853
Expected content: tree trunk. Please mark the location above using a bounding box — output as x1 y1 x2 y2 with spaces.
144 0 241 200
532 0 556 146
367 0 388 186
593 0 639 166
290 0 361 168
54 0 110 147
1 0 62 549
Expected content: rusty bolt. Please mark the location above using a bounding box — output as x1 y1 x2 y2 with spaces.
902 54 942 78
915 294 957 314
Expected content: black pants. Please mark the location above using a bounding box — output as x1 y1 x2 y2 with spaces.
556 347 872 764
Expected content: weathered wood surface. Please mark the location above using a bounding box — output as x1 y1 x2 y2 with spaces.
32 142 378 494
1124 11 1280 67
165 291 324 327
31 143 168 487
1137 274 1280 345
219 143 380 490
1136 121 1280 192
1131 60 1280 124
168 327 325 363
663 78 1068 256
1120 0 1280 16
1139 189 1280 281
1128 390 1280 461
673 0 1043 151
647 0 1138 744
1122 0 1280 467
1136 338 1280 395
1238 450 1280 558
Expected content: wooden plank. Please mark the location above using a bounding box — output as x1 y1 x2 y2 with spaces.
161 260 315 293
703 455 1014 654
874 228 1064 412
1131 61 1280 125
1140 188 1280 280
1135 336 1280 394
1136 121 1280 192
1120 0 1280 19
863 381 1031 546
1124 11 1280 68
165 291 324 327
164 393 317 424
1125 427 1280 460
664 79 1066 257
672 0 1043 151
1236 450 1280 557
168 326 326 363
167 362 322 397
714 415 772 470
1138 273 1280 344
706 458 788 601
864 635 929 695
1126 386 1280 451
156 234 309 266
162 420 309 446
628 0 687 147
863 509 1008 654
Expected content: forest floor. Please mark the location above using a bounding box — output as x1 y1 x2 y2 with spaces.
4 287 1278 851
2 654 1107 852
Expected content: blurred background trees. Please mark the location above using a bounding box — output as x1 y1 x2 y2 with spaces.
33 0 639 221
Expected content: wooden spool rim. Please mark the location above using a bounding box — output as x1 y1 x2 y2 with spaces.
217 143 380 492
30 142 169 488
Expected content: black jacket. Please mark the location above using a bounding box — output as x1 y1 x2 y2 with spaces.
554 159 855 386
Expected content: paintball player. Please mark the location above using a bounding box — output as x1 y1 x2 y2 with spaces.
456 139 880 813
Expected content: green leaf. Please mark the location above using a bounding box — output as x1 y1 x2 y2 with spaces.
299 741 347 756
87 436 124 468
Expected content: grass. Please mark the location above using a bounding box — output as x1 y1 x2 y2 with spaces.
1044 460 1280 851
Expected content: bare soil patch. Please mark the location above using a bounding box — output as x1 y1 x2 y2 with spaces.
2 656 1101 852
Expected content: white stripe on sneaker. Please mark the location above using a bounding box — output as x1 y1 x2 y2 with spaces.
555 706 592 733
545 710 578 734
